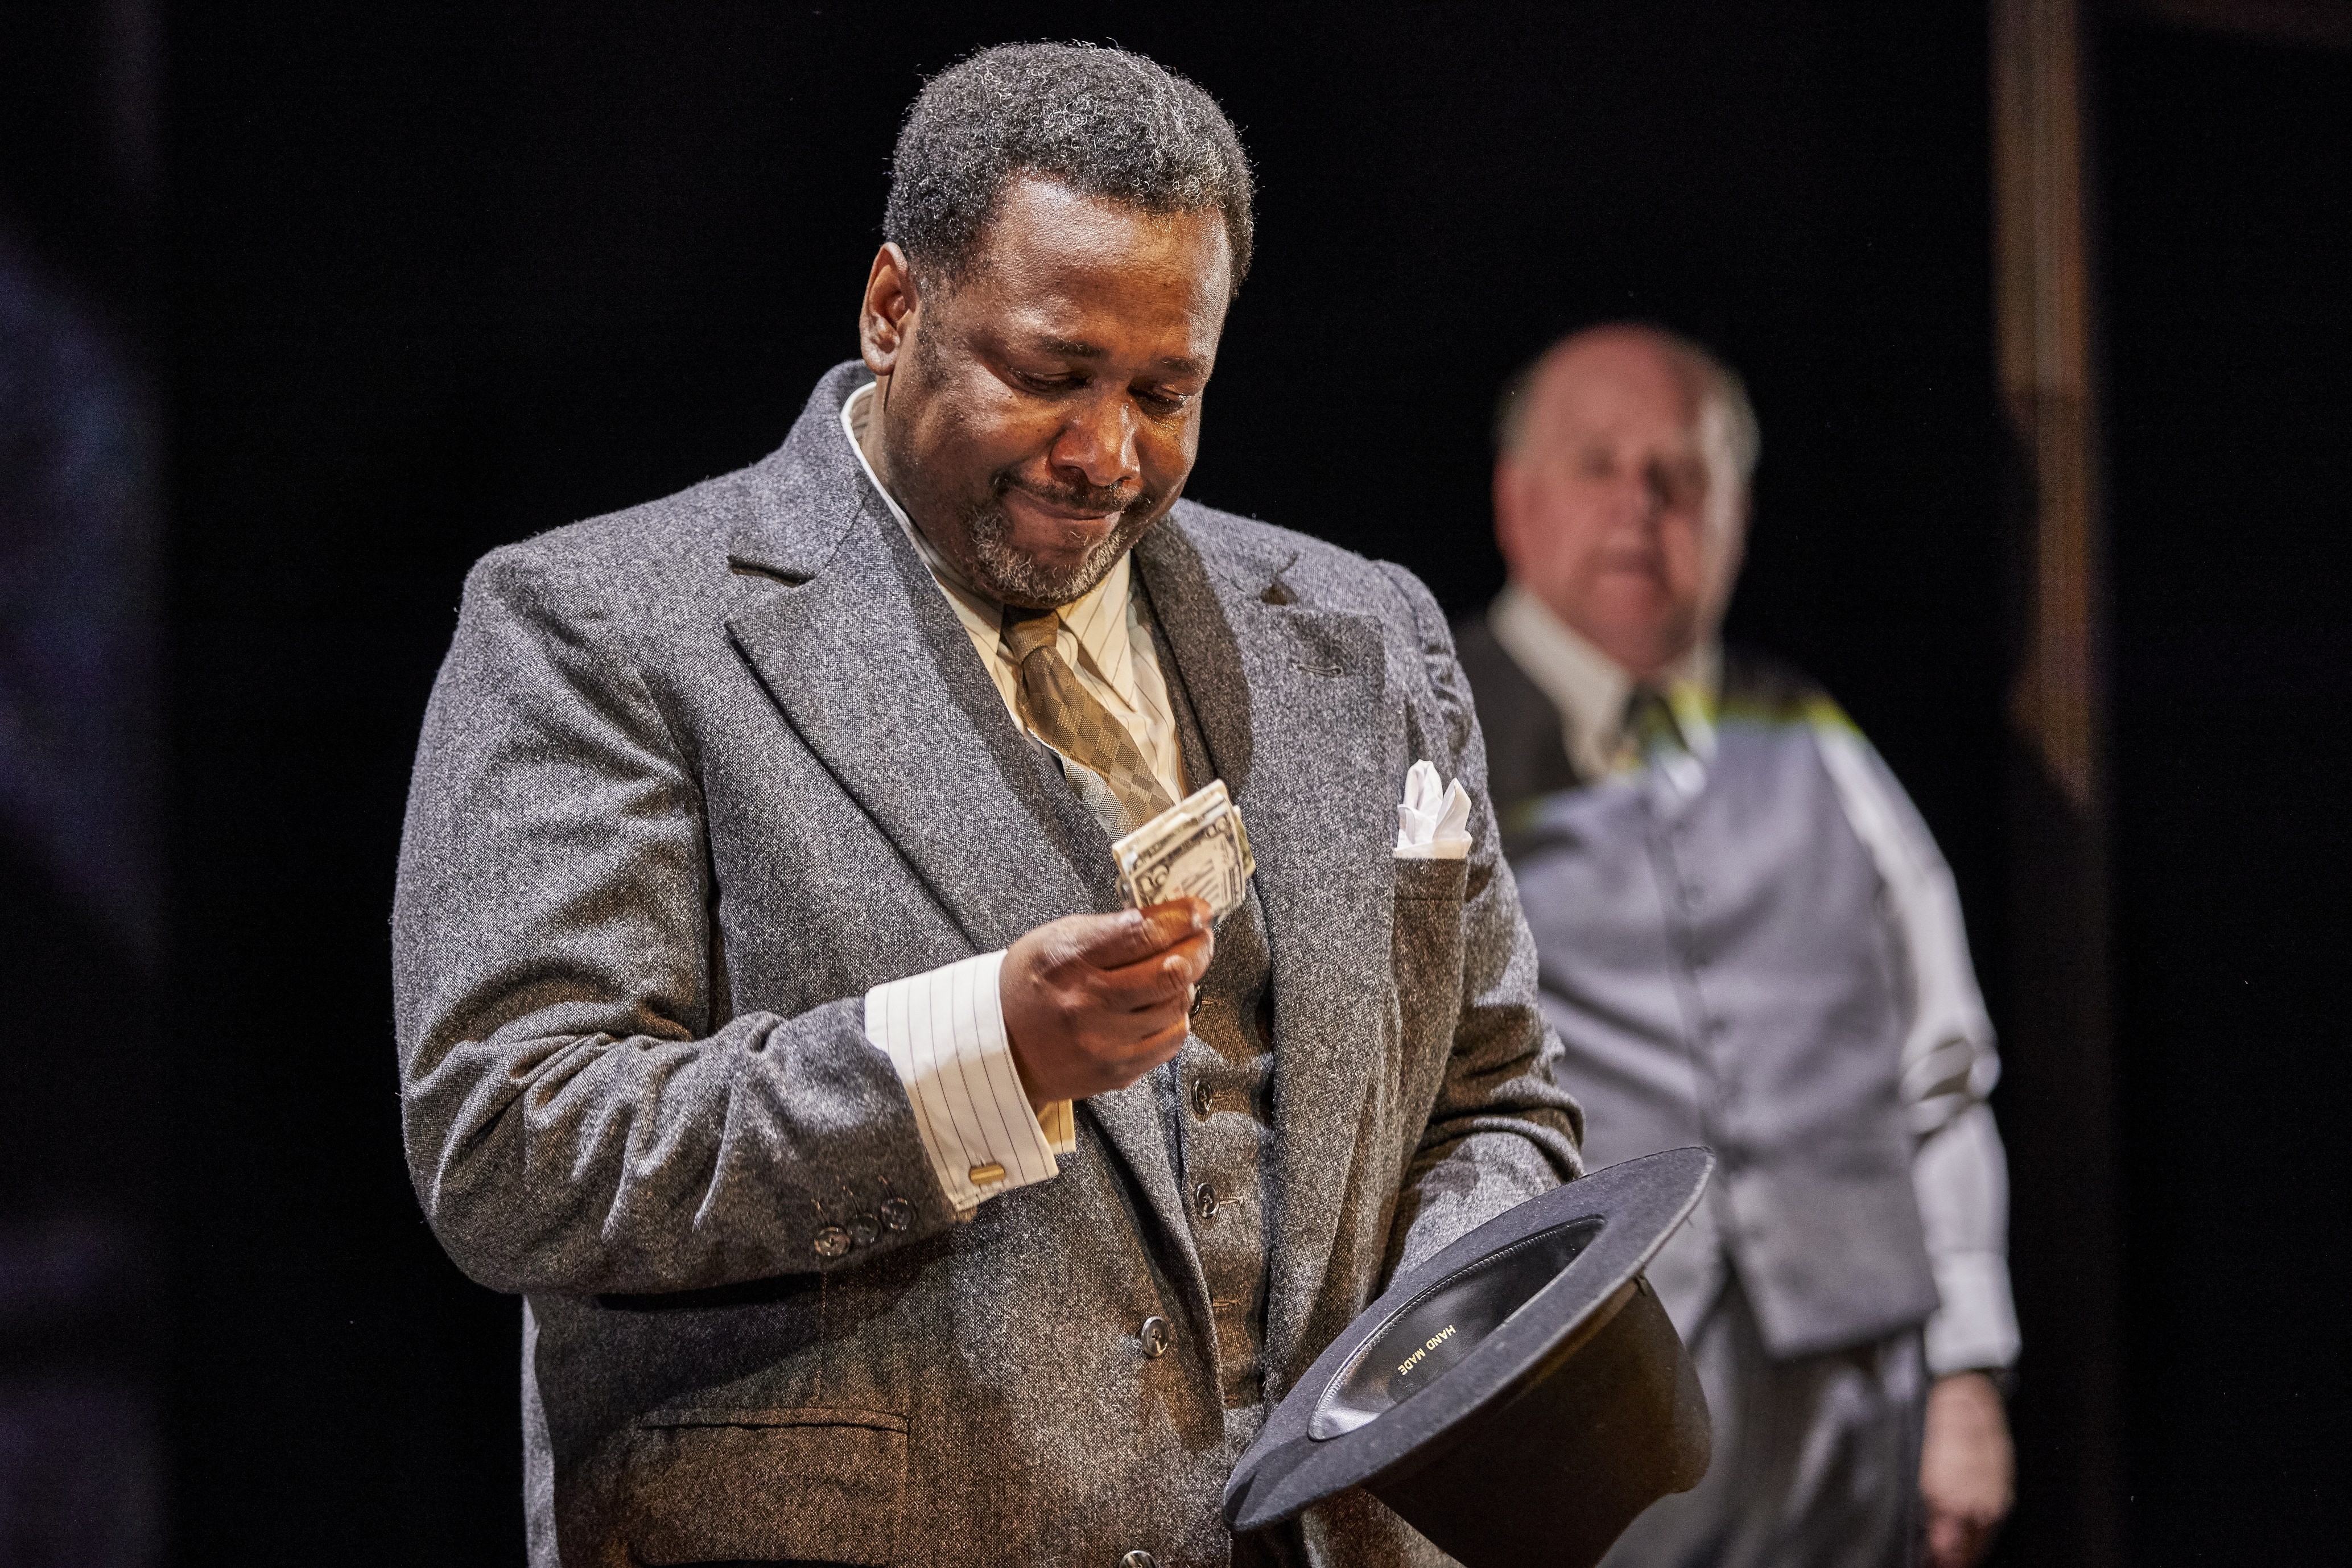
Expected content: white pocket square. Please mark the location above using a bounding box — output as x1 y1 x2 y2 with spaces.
1394 759 1473 860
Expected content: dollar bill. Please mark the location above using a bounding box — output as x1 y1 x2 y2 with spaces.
1111 779 1257 922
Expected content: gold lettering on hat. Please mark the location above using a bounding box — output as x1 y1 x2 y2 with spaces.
1394 1323 1458 1378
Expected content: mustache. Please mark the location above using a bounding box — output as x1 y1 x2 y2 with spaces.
993 472 1156 519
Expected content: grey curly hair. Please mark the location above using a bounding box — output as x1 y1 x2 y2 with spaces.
884 42 1256 295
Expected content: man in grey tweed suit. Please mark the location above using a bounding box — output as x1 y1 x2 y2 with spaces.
394 44 1582 1568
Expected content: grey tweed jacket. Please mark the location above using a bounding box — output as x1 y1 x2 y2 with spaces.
393 361 1584 1567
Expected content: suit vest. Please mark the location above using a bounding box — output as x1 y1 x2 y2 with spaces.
1038 606 1280 1412
1157 620 1278 1410
1462 631 1940 1359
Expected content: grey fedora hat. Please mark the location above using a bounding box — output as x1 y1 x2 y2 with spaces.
1224 1147 1715 1567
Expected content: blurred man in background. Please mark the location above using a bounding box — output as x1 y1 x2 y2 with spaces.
1454 325 2018 1568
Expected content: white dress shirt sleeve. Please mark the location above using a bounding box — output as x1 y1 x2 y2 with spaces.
864 951 1076 1215
1812 717 2022 1375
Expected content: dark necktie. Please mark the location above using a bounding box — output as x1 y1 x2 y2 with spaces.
1617 686 1685 771
1001 606 1176 833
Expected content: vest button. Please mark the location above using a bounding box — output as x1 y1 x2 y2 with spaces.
1122 1553 1160 1568
1138 1315 1171 1359
1191 1079 1215 1119
848 1214 879 1247
1194 1182 1219 1219
813 1225 851 1260
879 1196 914 1231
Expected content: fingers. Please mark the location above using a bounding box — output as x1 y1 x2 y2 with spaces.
1097 929 1214 1011
1922 1516 1980 1568
1001 898 1218 1103
1066 898 1211 969
1922 1503 1997 1568
1080 1015 1191 1091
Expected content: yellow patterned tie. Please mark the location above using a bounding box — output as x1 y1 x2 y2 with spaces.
1001 606 1176 833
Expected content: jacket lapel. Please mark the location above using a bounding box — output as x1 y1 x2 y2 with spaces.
723 366 1198 1270
726 506 1102 954
1137 520 1394 1381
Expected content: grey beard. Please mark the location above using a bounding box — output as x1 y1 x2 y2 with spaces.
963 496 1158 608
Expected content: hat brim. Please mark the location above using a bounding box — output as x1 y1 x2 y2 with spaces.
1225 1146 1714 1535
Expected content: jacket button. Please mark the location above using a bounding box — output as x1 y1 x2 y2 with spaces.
1194 1183 1218 1220
1122 1553 1159 1568
879 1196 914 1231
1191 1079 1215 1119
848 1214 879 1247
813 1225 852 1260
1139 1315 1171 1359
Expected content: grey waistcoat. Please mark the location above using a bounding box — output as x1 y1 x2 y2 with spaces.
1157 639 1280 1412
1061 605 1282 1415
1473 639 1940 1359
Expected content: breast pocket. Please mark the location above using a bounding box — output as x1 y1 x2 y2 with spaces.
1391 856 1470 1079
620 1407 907 1566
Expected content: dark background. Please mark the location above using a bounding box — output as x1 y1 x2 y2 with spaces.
2103 21 2351 1559
1 1 2343 1563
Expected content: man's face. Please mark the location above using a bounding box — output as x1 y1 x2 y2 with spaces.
1493 333 1746 680
859 177 1232 608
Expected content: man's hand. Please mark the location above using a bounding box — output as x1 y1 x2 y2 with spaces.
1920 1371 2015 1568
1001 898 1214 1108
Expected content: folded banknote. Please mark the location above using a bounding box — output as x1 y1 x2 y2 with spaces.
1111 779 1256 923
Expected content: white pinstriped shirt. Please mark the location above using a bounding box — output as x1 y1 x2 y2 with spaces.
845 382 1186 1213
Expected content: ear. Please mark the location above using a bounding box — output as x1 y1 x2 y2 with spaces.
858 242 922 377
1492 455 1528 573
1701 486 1751 629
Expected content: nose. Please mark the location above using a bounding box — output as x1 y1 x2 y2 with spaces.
1050 390 1141 495
1617 459 1671 530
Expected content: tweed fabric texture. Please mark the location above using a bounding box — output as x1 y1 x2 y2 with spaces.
1003 604 1175 834
1152 629 1280 1412
395 361 1582 1567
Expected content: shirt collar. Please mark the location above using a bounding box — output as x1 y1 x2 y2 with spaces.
1488 583 1719 777
841 381 1133 687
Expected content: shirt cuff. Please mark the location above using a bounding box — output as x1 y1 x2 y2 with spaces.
1924 1249 2023 1376
865 951 1062 1213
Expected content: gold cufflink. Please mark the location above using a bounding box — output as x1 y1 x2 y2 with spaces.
968 1162 1006 1185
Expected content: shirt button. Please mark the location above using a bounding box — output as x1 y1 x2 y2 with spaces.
848 1214 879 1247
1191 1079 1215 1119
813 1225 851 1260
1122 1552 1160 1568
1139 1315 1171 1359
1194 1183 1219 1220
879 1196 914 1231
